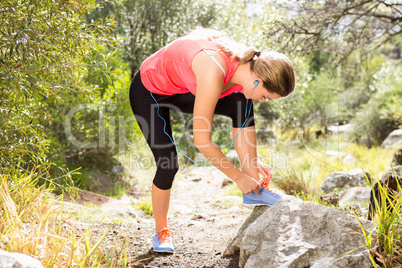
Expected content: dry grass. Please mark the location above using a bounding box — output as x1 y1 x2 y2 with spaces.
0 170 129 267
271 168 315 197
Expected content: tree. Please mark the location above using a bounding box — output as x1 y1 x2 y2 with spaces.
265 0 402 60
87 0 219 76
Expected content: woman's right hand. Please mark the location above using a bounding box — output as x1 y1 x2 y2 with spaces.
235 174 262 195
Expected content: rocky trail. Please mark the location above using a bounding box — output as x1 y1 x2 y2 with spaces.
64 166 254 267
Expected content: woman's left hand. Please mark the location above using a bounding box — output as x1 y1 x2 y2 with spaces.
256 162 273 180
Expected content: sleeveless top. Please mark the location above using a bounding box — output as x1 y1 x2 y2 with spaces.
140 37 243 98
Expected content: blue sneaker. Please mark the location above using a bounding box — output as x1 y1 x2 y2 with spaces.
152 227 174 253
243 176 282 206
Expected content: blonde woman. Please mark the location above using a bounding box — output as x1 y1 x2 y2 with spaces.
129 28 295 253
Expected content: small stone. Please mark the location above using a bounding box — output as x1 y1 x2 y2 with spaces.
342 154 356 164
286 140 301 146
381 129 402 149
339 187 371 207
112 165 125 174
320 192 339 206
222 178 233 187
191 214 206 220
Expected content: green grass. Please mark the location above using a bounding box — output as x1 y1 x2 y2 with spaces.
258 133 396 192
224 183 243 197
106 182 127 199
132 196 153 216
356 170 402 267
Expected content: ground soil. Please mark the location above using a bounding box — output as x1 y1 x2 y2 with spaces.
65 166 253 267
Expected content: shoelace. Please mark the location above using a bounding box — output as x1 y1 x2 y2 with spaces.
157 228 173 244
260 176 280 196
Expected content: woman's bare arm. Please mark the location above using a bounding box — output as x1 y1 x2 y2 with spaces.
191 52 261 194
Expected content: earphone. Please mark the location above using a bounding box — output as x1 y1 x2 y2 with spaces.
149 80 259 165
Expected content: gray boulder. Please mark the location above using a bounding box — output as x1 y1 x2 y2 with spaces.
342 154 356 164
381 166 402 181
223 206 269 257
339 187 371 207
381 129 402 149
327 124 352 134
225 198 373 268
321 169 371 193
111 165 125 174
0 249 44 268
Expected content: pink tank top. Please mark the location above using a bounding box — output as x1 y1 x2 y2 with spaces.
140 38 242 98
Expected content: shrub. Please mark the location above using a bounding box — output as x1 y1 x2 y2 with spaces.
349 62 401 145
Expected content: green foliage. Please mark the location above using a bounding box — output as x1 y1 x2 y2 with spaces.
277 72 342 129
132 196 153 216
349 61 402 145
44 58 136 177
224 183 243 198
272 168 315 197
92 0 220 75
0 0 117 180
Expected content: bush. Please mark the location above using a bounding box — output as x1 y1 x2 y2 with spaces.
0 0 116 183
349 62 402 145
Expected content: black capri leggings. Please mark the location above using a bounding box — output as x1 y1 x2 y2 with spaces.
129 70 255 190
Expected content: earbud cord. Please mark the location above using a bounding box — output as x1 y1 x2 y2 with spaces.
149 83 257 166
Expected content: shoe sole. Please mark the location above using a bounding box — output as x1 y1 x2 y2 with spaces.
243 202 272 206
153 249 174 254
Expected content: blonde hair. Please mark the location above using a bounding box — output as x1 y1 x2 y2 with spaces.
187 28 295 97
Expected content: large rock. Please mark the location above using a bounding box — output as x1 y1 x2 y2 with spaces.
342 154 356 164
321 169 371 193
327 124 352 134
223 206 269 256
225 198 373 268
393 148 402 165
381 166 402 181
339 187 371 207
381 129 402 149
0 249 44 268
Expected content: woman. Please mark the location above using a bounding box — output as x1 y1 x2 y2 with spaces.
129 28 295 253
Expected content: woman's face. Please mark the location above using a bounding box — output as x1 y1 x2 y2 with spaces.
242 80 281 102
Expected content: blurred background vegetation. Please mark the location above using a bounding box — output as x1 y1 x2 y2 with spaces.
0 0 401 266
1 0 401 193
0 0 400 193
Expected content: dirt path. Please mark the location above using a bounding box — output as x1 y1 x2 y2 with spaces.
68 166 253 267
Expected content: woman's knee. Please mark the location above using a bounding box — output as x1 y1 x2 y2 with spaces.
153 165 179 190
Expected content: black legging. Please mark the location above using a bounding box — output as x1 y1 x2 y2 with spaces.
129 70 255 190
